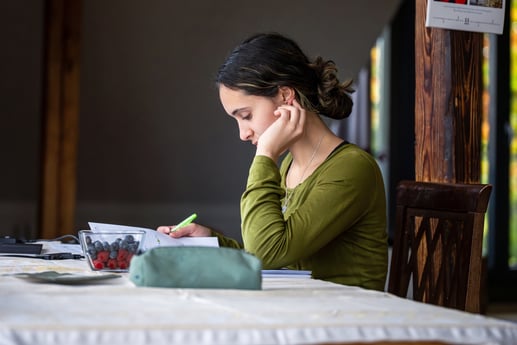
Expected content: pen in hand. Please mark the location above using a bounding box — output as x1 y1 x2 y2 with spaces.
170 213 197 232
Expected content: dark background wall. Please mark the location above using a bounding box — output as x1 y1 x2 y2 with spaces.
1 1 401 241
0 1 44 239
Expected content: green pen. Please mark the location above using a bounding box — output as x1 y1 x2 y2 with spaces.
171 213 197 232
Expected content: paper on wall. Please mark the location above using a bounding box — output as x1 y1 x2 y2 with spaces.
426 0 506 35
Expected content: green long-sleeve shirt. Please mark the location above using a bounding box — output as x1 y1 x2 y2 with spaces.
214 143 388 291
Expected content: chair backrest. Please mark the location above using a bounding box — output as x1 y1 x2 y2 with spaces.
388 180 492 313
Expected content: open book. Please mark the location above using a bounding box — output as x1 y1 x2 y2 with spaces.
88 222 219 251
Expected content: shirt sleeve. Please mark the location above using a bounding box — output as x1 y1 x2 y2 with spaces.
210 229 243 249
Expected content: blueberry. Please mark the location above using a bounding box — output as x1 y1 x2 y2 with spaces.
111 241 120 251
87 246 97 259
128 243 139 253
94 240 103 251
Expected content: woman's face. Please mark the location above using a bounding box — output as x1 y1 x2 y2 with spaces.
219 85 282 145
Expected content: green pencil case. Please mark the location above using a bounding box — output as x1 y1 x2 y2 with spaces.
128 246 262 290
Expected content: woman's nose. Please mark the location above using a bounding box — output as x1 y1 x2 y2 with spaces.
239 126 252 142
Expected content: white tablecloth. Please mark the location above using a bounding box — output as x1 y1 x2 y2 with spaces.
0 256 516 345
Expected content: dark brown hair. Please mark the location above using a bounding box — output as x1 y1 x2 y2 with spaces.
215 32 354 119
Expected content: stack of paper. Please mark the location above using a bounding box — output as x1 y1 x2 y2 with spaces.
261 269 312 278
88 222 219 250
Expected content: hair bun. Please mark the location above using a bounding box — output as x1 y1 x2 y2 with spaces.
310 57 354 120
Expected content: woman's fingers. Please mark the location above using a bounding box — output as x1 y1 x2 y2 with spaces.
156 226 171 234
157 223 212 238
256 100 307 159
276 104 305 136
156 224 193 237
168 225 195 238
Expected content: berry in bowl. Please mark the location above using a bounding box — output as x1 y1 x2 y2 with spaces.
78 230 145 272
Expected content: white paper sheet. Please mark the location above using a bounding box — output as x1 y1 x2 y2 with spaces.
40 242 83 255
88 222 219 250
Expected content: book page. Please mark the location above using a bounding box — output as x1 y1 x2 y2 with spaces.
88 222 219 250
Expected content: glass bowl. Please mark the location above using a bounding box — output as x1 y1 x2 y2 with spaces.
78 230 145 272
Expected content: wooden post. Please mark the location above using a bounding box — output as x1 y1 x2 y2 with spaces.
415 0 483 183
39 0 81 239
414 0 485 312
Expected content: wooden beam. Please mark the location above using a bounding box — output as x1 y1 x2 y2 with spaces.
414 0 485 312
415 0 483 183
39 0 81 239
451 30 483 183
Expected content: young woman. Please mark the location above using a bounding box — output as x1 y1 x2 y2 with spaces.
158 32 388 291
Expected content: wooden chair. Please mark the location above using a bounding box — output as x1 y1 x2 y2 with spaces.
387 180 492 314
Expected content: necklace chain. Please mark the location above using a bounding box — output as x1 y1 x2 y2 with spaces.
282 134 325 213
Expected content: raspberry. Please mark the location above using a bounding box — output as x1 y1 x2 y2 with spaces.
93 259 104 269
117 249 129 261
118 261 128 270
97 250 109 262
107 259 118 269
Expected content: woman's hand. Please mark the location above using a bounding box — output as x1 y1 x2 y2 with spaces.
256 99 306 161
156 223 212 238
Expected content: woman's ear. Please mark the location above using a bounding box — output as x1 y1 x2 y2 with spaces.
279 86 296 105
